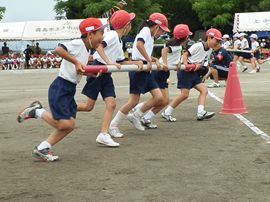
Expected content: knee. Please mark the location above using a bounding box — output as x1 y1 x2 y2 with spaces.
181 92 189 100
106 100 116 111
57 121 75 131
155 94 164 105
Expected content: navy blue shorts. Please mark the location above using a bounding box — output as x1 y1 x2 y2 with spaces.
177 70 202 90
129 71 159 94
240 49 253 59
211 64 229 79
151 70 170 89
48 76 77 120
82 60 115 100
254 52 261 60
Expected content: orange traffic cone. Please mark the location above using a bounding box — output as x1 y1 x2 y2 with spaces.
220 62 247 114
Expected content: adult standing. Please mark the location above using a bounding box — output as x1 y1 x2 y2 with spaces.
23 44 33 68
2 42 9 56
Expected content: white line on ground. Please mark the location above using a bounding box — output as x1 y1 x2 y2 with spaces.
208 90 270 144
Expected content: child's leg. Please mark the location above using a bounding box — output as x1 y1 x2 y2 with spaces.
110 94 140 131
77 98 96 112
119 94 141 115
101 96 116 133
148 88 169 116
140 88 163 113
194 83 215 120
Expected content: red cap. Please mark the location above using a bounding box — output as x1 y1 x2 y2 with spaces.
110 10 135 30
173 24 192 39
79 18 106 35
206 28 222 41
148 13 170 32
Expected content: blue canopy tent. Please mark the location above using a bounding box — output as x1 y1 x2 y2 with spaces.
256 31 269 38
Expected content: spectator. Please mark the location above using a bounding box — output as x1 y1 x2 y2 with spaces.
35 42 42 55
2 42 10 56
23 44 33 68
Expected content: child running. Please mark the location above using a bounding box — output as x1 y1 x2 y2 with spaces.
77 10 142 147
133 24 192 128
162 28 221 122
17 18 105 161
109 13 170 137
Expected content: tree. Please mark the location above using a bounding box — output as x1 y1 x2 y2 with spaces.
54 0 161 35
190 0 270 32
0 6 6 20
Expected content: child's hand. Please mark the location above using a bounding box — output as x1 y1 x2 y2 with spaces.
135 61 144 71
163 63 169 71
146 61 152 72
155 60 162 71
75 62 85 75
109 62 121 69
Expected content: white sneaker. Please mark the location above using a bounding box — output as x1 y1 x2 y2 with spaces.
161 111 177 122
96 133 120 147
248 69 256 74
207 82 220 88
108 127 124 138
197 111 215 121
127 113 145 131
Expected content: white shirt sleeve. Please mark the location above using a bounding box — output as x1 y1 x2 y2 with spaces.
188 43 201 56
137 27 151 42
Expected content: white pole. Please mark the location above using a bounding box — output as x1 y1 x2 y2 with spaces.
83 64 193 75
226 48 252 53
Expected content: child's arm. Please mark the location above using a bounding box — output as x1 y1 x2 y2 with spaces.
120 60 144 71
54 46 85 74
182 51 201 71
95 44 121 69
137 41 152 71
161 47 170 71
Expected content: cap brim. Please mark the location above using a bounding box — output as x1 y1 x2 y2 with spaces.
129 13 136 21
96 24 107 31
188 31 193 35
160 25 170 32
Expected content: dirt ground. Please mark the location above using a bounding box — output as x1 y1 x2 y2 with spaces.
0 64 270 202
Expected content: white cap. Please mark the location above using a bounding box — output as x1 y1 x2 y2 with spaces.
250 34 258 39
239 32 246 37
233 33 240 38
222 34 230 39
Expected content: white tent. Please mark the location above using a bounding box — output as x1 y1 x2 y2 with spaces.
233 11 270 33
0 22 25 41
0 18 108 41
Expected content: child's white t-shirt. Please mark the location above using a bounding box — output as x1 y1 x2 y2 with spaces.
94 30 125 63
59 39 90 84
159 45 182 65
132 27 154 61
187 42 212 64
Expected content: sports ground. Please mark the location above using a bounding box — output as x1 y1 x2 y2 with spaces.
0 64 270 202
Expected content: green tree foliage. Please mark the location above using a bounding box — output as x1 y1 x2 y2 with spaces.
0 6 6 20
54 0 270 34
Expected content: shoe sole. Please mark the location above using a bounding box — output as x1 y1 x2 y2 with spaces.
197 113 215 121
161 113 176 122
96 140 120 147
32 149 59 162
127 116 145 131
17 101 42 123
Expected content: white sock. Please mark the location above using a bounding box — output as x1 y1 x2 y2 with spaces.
134 109 143 118
37 141 51 151
197 105 205 115
110 111 125 128
164 106 174 115
35 108 45 118
143 110 155 120
133 102 144 111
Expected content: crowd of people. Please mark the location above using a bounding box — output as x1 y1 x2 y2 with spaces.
15 11 270 162
0 42 62 70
